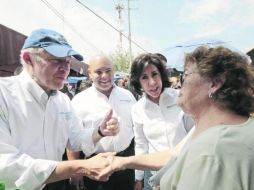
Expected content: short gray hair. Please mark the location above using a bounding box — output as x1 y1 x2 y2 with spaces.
20 48 44 65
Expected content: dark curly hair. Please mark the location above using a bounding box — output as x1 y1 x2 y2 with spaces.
129 53 170 96
185 46 254 116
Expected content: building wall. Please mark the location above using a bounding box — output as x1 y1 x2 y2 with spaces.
0 24 26 76
0 24 88 77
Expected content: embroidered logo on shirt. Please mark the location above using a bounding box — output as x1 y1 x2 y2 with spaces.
166 104 176 108
120 99 131 102
59 112 73 121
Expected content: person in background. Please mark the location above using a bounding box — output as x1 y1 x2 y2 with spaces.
129 53 194 190
0 28 119 190
154 53 167 67
69 54 136 190
115 78 125 88
75 79 92 94
67 82 76 97
61 83 74 100
169 76 181 89
102 46 254 190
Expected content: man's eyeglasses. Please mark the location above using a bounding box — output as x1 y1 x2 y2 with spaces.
180 72 195 85
47 58 71 65
38 51 71 65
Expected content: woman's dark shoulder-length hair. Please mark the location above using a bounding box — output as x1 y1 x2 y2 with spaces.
129 53 170 96
185 46 254 116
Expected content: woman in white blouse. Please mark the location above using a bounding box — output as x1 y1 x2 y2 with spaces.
129 53 194 190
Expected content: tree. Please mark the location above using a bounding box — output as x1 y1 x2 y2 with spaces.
110 48 131 72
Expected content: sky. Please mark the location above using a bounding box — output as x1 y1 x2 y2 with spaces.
1 0 254 63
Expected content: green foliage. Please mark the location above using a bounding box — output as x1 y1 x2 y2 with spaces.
0 180 5 190
110 49 131 72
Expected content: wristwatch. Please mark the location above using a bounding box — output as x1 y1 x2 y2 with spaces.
98 127 105 137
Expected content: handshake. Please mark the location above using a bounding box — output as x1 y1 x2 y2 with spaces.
68 109 131 188
86 109 125 181
84 152 126 181
68 143 129 188
68 152 128 190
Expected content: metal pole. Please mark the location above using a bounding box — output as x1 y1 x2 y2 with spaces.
127 0 132 67
115 3 124 51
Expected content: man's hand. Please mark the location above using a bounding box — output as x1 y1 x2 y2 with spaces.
83 152 116 181
99 109 120 136
98 155 126 180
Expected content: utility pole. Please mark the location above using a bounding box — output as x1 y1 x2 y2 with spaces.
127 0 133 66
115 2 124 51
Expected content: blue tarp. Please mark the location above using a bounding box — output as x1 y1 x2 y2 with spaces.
161 38 236 71
67 76 88 84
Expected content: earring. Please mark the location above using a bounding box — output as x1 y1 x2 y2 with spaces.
31 73 35 79
208 92 213 99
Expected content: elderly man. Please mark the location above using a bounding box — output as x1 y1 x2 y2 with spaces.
0 29 119 190
70 54 136 190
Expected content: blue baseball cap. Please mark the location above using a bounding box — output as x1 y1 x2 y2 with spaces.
22 28 83 61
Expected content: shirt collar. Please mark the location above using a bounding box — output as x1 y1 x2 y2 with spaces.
18 70 57 103
91 83 116 98
144 88 178 107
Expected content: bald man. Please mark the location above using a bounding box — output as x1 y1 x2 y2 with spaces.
70 54 136 190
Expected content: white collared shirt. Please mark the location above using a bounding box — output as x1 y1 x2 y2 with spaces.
0 71 94 190
132 88 194 180
71 84 136 156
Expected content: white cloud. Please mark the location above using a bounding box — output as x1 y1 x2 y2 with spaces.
180 0 230 22
1 0 252 59
0 0 129 62
225 1 254 29
60 1 120 60
193 24 225 38
180 0 254 28
0 0 61 34
177 0 254 47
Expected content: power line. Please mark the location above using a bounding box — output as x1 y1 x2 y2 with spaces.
75 0 147 52
41 0 146 53
41 0 101 53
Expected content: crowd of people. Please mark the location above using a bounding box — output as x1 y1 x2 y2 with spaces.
61 59 183 101
0 28 254 190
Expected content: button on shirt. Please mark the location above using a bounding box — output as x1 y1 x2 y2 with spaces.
71 85 136 157
132 88 194 180
0 71 94 190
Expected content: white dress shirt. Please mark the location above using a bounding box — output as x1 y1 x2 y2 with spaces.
132 88 194 180
71 84 136 157
0 71 94 190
